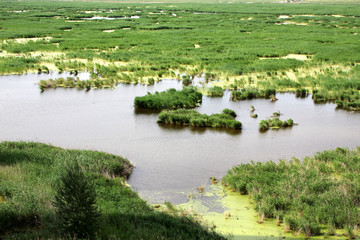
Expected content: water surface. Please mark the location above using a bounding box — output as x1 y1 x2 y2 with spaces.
1 73 359 204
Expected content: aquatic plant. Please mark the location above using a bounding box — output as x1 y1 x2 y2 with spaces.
223 147 360 237
222 108 237 118
259 118 293 131
182 75 191 86
134 87 202 110
207 86 224 97
157 109 242 130
232 88 276 101
295 88 309 98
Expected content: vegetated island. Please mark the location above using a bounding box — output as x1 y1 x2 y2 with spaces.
134 87 202 110
231 87 277 101
259 118 294 131
157 108 242 130
206 86 224 97
0 141 223 240
222 147 360 238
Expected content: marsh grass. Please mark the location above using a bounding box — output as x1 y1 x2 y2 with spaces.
0 141 223 240
134 87 202 110
0 1 359 112
231 88 276 101
157 109 242 130
259 118 294 131
223 147 360 237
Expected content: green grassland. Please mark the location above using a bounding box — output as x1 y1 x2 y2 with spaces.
0 141 223 239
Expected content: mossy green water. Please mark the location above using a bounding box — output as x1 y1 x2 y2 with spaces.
178 184 296 239
178 184 353 240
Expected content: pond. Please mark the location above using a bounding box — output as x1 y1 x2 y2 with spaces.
1 73 360 205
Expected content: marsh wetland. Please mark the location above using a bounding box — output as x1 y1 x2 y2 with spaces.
1 0 360 239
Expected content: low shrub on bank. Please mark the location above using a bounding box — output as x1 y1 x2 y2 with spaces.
157 109 242 130
134 87 202 110
223 147 360 238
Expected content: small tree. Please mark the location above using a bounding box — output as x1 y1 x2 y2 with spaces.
53 161 100 239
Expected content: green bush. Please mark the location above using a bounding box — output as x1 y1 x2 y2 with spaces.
207 86 224 97
53 160 100 239
259 118 294 131
134 87 202 110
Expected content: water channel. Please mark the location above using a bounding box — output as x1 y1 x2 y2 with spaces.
1 72 360 206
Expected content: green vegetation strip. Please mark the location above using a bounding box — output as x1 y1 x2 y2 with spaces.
207 86 224 97
231 88 276 101
223 147 360 238
157 109 242 130
259 118 294 131
0 141 223 239
134 87 202 110
0 1 359 111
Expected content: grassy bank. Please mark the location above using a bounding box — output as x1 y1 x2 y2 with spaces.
223 147 360 238
0 141 224 239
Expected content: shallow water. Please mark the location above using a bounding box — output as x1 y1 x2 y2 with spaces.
1 73 360 205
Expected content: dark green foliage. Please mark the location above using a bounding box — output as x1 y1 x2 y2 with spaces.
336 99 360 111
223 147 360 237
222 108 237 118
53 161 100 239
0 142 223 239
259 118 293 131
147 77 155 85
207 86 224 97
312 88 360 111
182 75 191 86
231 88 276 101
295 88 308 98
134 87 202 110
157 109 242 130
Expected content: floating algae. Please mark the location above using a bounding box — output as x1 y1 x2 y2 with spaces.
177 184 350 240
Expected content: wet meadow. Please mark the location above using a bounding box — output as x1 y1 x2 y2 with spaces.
0 0 360 239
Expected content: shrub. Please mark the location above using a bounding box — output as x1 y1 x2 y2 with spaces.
53 161 100 239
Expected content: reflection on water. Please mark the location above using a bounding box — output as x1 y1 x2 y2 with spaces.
1 73 360 204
